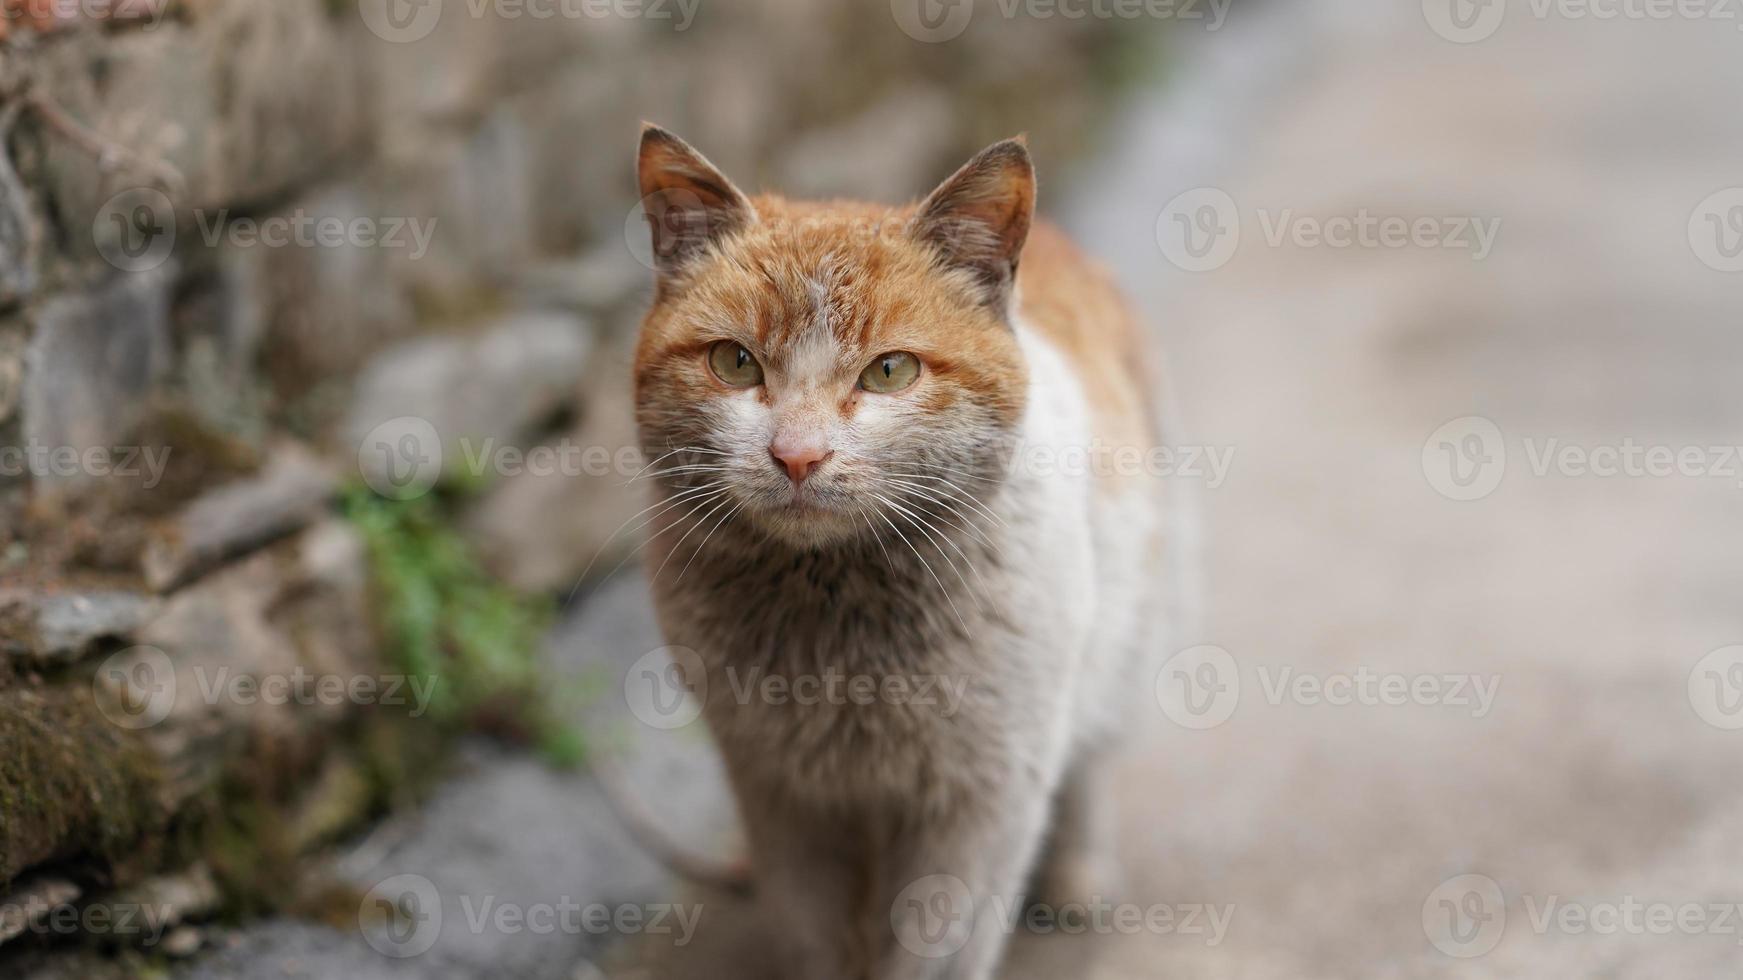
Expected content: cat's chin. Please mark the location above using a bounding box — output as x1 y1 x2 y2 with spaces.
746 499 866 550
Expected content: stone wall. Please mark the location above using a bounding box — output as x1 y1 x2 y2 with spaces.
0 0 1140 964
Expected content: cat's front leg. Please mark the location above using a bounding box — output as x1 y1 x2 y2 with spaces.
874 791 1054 980
737 791 867 979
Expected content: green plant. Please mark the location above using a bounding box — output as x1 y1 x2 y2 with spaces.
341 485 581 766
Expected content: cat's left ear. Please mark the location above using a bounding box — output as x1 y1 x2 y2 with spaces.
910 137 1036 311
637 124 757 278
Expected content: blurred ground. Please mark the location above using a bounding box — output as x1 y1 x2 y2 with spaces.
629 2 1743 977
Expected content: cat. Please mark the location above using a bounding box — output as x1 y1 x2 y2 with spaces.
631 123 1180 980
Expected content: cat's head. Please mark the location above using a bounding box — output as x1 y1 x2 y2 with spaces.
632 125 1034 549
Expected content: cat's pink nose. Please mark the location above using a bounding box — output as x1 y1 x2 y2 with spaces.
769 439 833 485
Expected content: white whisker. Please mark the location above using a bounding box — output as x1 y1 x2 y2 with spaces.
871 491 988 610
871 506 968 633
675 499 744 585
652 491 737 583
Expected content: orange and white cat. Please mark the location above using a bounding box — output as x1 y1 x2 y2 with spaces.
633 124 1178 979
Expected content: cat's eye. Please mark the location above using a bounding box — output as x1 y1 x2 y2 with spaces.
859 352 921 393
707 341 764 387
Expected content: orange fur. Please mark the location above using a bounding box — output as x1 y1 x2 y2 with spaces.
633 125 1159 506
635 199 1155 462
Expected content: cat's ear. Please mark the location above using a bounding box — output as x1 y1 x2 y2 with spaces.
637 124 756 277
910 137 1035 310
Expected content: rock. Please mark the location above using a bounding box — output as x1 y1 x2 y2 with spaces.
0 318 29 429
0 682 165 887
20 267 174 495
174 744 668 980
284 753 375 855
462 340 640 593
0 124 40 309
0 876 81 947
159 926 203 958
91 862 220 951
776 85 959 204
33 0 370 249
165 576 726 979
358 0 509 140
344 312 592 490
9 950 138 980
373 108 535 312
243 181 418 404
0 588 160 665
511 246 650 322
142 444 337 593
134 520 373 805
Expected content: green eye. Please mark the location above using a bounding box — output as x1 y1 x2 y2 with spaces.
860 352 921 393
708 341 764 387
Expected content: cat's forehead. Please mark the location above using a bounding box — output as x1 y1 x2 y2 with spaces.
701 205 949 354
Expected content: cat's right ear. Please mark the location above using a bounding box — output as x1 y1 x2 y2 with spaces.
637 124 756 278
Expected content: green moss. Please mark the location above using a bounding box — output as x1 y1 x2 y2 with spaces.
341 485 581 766
0 686 166 887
